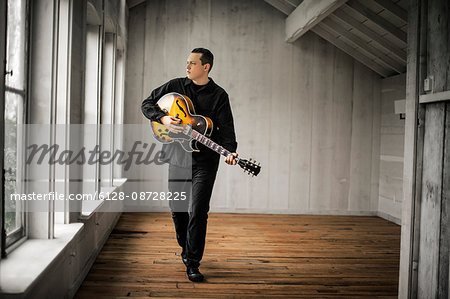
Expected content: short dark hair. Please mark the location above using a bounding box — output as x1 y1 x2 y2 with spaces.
191 48 214 73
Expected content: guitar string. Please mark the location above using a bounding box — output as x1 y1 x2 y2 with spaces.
188 127 259 174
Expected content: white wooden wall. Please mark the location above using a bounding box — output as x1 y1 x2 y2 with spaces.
124 0 382 215
379 74 406 224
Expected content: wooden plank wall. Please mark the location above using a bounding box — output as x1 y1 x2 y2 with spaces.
416 0 450 296
398 0 420 296
124 0 382 215
379 74 406 224
440 103 450 299
428 0 450 293
418 103 445 298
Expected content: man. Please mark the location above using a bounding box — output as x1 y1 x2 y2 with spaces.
141 48 238 282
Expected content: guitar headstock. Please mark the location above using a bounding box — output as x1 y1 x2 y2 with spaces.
238 158 261 177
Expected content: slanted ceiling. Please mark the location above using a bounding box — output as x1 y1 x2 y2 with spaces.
127 0 146 9
265 0 407 78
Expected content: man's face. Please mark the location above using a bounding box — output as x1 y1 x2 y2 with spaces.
186 53 208 81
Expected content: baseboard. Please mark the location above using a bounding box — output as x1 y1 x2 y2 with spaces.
376 211 401 225
138 207 402 226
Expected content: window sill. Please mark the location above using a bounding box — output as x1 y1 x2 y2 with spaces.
1 178 127 296
0 223 84 295
80 178 128 219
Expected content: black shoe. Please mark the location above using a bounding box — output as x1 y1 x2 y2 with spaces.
186 267 204 282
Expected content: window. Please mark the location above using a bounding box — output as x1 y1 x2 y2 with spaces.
82 3 124 216
2 0 29 251
82 23 102 214
113 47 125 181
1 0 128 258
100 31 116 188
82 1 114 215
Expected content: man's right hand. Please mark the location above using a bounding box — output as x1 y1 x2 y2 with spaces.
160 116 184 134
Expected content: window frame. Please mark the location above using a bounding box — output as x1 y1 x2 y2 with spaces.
81 1 104 215
0 0 5 258
2 0 30 255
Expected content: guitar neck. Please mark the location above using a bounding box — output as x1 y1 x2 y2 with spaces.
191 130 234 158
188 126 260 177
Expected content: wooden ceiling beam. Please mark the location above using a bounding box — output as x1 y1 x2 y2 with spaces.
286 0 347 42
345 0 407 45
127 0 146 9
374 0 407 22
285 0 303 8
264 0 295 15
332 9 406 63
321 18 405 73
312 24 391 77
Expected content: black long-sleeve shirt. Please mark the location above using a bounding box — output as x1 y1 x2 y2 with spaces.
141 77 237 169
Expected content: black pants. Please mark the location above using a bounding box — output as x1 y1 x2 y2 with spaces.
168 165 217 268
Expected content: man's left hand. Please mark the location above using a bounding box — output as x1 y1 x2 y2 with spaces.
224 153 238 165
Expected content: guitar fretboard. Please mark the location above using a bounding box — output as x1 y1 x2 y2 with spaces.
191 130 232 158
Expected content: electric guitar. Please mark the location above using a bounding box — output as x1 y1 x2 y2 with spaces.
151 92 261 177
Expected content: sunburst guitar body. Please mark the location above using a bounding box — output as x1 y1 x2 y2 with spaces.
150 92 261 177
151 92 213 152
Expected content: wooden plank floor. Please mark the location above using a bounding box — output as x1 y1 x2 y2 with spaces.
75 213 400 298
